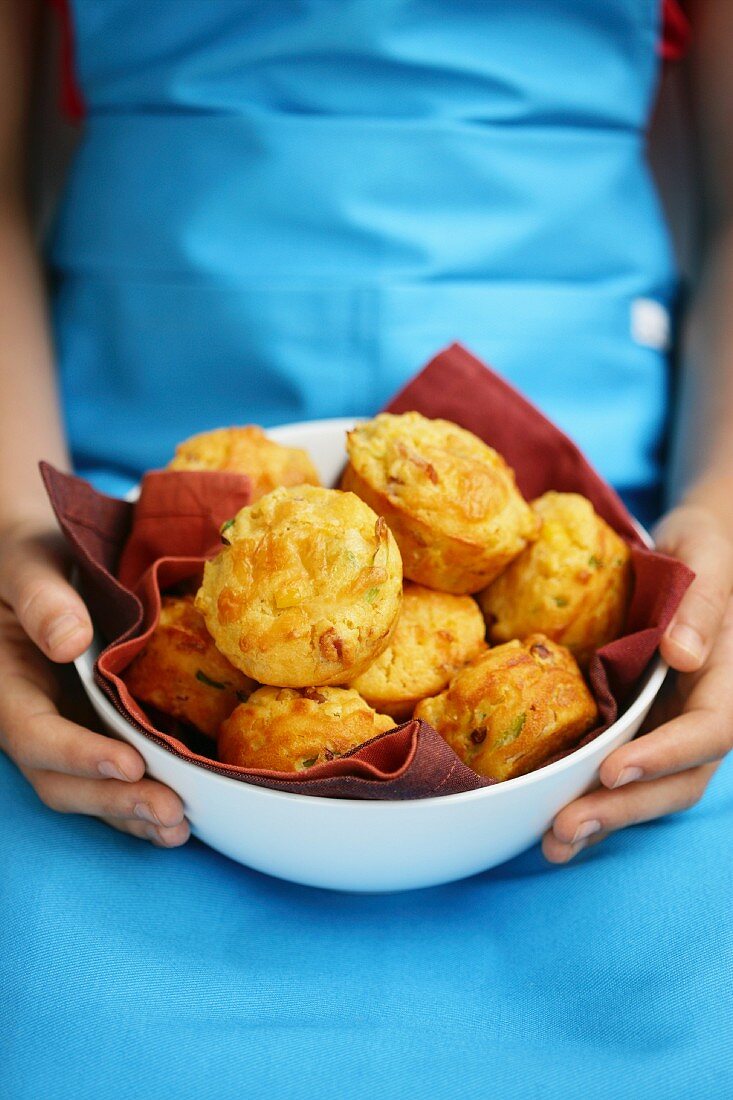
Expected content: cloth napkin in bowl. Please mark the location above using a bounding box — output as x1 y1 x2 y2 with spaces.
41 342 694 799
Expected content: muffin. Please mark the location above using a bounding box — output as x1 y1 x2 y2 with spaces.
168 425 320 501
195 485 403 687
414 635 598 781
219 686 396 772
341 412 538 593
124 595 256 737
349 582 487 720
478 491 632 666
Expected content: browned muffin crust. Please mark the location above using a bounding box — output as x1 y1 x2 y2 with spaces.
196 485 403 686
479 491 631 666
218 685 395 771
168 425 320 501
342 412 538 594
415 635 598 781
349 582 487 719
124 595 256 737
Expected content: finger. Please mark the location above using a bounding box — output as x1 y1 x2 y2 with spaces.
542 827 611 864
4 709 146 781
655 513 733 672
599 709 731 787
100 815 191 848
542 763 716 863
0 534 93 662
0 605 60 699
0 661 147 780
30 772 186 828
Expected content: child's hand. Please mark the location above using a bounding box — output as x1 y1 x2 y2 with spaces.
543 505 733 862
0 522 190 847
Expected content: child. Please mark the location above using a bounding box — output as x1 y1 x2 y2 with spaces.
0 3 731 1099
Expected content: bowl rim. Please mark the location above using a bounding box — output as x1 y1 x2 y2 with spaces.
74 415 668 809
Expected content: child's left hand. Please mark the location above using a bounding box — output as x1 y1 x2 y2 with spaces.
543 503 733 863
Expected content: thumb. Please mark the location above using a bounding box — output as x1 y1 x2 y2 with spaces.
654 506 733 673
0 525 93 662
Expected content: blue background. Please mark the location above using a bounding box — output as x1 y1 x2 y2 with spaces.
2 749 731 1100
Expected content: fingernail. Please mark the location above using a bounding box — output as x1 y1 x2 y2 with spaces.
146 824 189 848
45 613 84 653
98 760 131 781
134 802 161 825
668 623 704 663
158 825 189 848
613 765 644 788
571 819 602 843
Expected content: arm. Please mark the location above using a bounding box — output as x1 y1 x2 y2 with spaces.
669 0 733 533
0 0 188 846
0 0 70 520
543 0 733 862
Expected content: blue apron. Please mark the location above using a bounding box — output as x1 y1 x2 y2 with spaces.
3 4 731 1099
50 0 675 511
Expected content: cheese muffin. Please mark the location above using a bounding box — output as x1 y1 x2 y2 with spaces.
124 595 256 737
414 635 598 781
479 491 632 666
218 685 395 771
341 412 538 594
168 425 320 501
196 485 403 687
349 582 487 720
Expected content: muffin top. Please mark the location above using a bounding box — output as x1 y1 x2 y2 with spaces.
345 412 537 544
168 425 320 501
124 594 256 737
479 491 631 665
218 685 395 772
415 634 598 781
349 582 486 719
195 485 403 687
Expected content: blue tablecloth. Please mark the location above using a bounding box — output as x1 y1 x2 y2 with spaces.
2 745 731 1100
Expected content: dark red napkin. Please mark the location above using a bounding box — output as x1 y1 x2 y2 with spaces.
41 342 694 798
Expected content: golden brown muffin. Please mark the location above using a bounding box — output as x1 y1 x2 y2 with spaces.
349 582 487 720
478 491 632 666
195 485 403 687
168 425 320 501
219 685 396 771
124 595 256 737
414 635 598 781
342 412 538 594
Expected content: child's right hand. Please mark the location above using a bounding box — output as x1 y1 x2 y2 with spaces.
0 521 190 846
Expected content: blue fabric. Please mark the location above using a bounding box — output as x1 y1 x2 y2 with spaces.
50 0 676 496
2 748 732 1100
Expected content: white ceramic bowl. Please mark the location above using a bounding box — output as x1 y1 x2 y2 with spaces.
75 418 666 893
